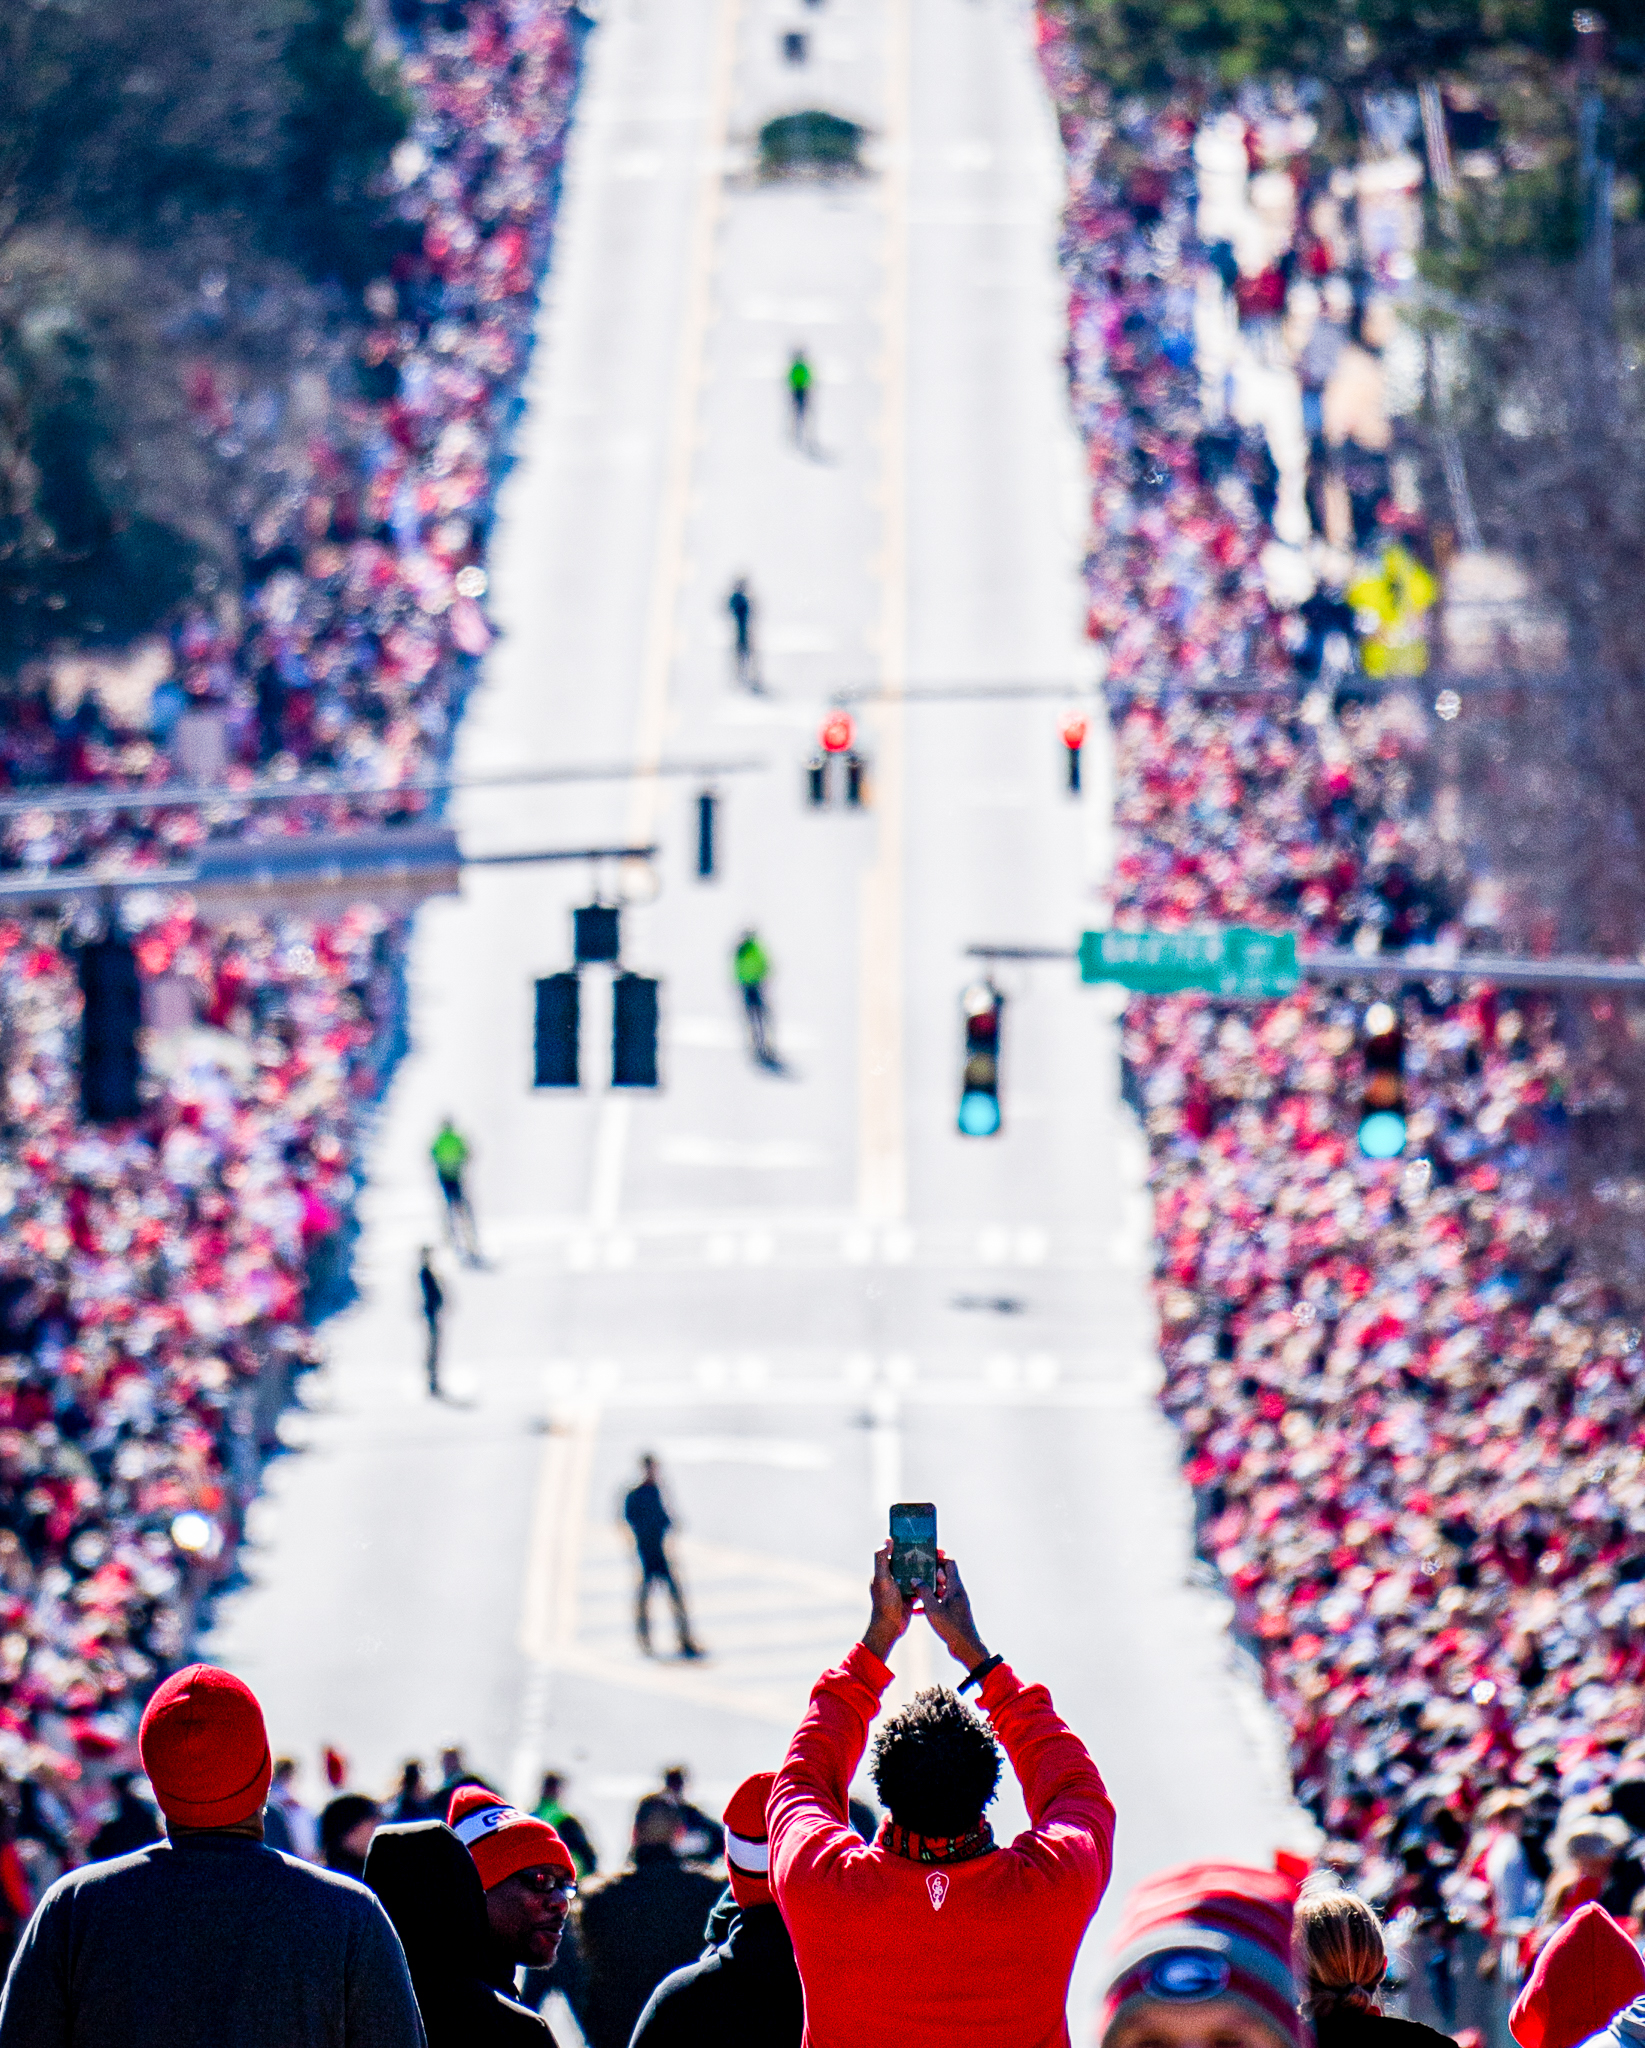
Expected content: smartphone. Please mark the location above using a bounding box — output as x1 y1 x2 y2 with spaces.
889 1502 938 1601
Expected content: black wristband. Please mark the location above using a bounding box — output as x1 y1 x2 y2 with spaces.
957 1652 1003 1695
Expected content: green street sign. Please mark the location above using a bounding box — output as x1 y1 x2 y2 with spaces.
1079 927 1300 999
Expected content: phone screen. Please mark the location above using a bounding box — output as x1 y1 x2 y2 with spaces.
889 1502 938 1598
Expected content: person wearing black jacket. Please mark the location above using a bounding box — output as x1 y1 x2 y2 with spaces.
364 1821 552 2045
630 1772 802 2048
573 1798 723 2048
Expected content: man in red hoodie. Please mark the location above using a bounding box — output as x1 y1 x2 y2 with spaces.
769 1542 1115 2048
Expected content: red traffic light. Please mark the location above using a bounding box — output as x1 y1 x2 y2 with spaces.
1060 714 1089 751
820 710 855 754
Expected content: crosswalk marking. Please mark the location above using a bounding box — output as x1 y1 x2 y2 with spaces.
557 1524 868 1726
526 1356 1154 1409
359 1209 1129 1272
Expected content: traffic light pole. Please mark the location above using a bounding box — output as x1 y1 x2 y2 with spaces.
0 835 659 913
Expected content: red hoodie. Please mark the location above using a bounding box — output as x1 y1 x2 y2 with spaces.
769 1642 1116 2048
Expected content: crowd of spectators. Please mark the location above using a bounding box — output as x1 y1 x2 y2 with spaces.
1036 1 1645 1958
0 0 586 1905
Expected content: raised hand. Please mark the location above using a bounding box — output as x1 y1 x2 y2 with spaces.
861 1541 913 1664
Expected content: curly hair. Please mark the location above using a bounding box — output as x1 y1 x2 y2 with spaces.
869 1686 1001 1837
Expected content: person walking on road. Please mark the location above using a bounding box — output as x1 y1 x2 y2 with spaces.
623 1456 702 1660
630 1771 804 2048
0 1663 424 2048
733 932 778 1069
419 1248 445 1397
431 1118 480 1266
727 578 759 689
786 349 813 448
768 1544 1115 2048
573 1797 724 2048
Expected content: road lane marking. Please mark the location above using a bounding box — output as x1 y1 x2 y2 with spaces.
511 1398 599 1802
585 0 741 1232
561 1526 870 1725
857 0 913 1226
519 1400 600 1663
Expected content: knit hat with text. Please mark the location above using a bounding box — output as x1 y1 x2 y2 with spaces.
1100 1862 1302 2048
447 1784 575 1890
723 1771 776 1908
138 1664 273 1830
1512 1903 1645 2048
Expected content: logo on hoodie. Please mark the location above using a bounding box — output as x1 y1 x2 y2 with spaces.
927 1872 949 1911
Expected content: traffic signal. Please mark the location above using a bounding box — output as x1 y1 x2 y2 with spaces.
78 938 142 1122
1061 714 1088 795
1357 1000 1407 1158
695 791 717 879
534 972 580 1087
573 904 620 964
612 973 659 1087
958 982 1004 1137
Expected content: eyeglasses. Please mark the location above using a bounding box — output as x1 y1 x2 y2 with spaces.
517 1871 577 1901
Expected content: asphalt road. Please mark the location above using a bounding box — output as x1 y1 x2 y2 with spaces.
209 0 1310 2033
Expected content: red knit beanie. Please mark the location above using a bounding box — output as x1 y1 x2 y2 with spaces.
1101 1863 1302 2048
138 1664 272 1830
1512 1903 1645 2048
447 1785 575 1889
723 1771 775 1909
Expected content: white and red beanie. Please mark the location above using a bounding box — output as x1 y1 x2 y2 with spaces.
723 1771 775 1908
447 1785 575 1890
1100 1862 1302 2048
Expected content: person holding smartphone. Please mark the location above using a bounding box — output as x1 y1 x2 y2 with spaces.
767 1541 1115 2047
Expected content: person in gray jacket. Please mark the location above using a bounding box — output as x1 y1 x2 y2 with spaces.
0 1662 425 2048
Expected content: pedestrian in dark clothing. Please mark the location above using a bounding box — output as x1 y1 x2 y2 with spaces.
631 1772 803 2048
87 1775 162 1863
0 1664 423 2048
419 1248 444 1396
623 1456 702 1658
573 1796 724 2048
322 1793 381 1879
365 1820 551 2045
657 1767 719 1862
391 1761 431 1824
727 580 758 687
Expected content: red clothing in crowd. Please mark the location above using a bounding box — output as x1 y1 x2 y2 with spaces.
769 1642 1115 2048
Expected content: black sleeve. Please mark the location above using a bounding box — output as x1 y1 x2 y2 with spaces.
0 1887 71 2048
629 1961 711 2048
